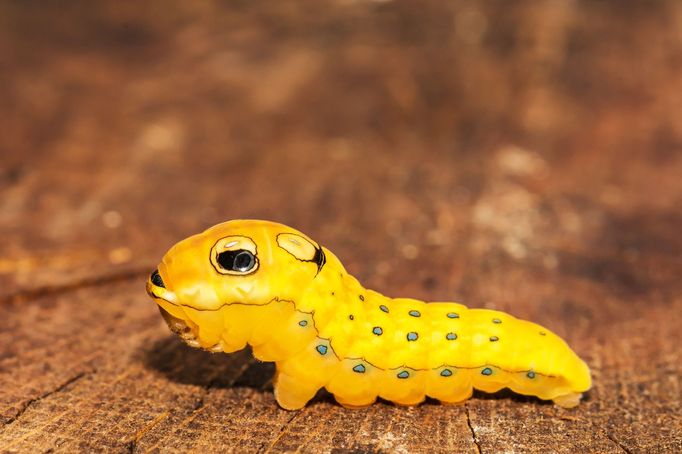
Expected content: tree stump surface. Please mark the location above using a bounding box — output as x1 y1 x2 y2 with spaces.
1 1 680 453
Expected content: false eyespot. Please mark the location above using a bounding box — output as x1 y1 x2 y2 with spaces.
209 235 259 275
276 232 326 273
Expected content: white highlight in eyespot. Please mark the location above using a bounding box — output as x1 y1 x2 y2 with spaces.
224 241 238 248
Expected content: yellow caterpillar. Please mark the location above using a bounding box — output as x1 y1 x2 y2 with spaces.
146 220 591 410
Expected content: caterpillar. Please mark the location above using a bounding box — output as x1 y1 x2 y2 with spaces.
146 220 591 410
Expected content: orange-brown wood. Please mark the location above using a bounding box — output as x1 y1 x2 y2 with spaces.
1 1 680 452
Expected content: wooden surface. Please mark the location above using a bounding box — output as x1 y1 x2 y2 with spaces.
1 1 681 452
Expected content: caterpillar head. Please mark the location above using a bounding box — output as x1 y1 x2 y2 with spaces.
146 219 329 350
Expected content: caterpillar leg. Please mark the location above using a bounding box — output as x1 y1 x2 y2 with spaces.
377 370 426 406
326 359 380 408
426 368 474 404
273 370 320 410
333 395 377 409
552 392 582 408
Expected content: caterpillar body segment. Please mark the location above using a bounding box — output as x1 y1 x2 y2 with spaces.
147 220 591 410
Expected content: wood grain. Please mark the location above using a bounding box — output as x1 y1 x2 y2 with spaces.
1 1 680 452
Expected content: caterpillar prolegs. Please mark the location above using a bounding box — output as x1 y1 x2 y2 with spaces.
147 220 591 409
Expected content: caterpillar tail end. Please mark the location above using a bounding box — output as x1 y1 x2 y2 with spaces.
552 356 591 408
552 392 583 408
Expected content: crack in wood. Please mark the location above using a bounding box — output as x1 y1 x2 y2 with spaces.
258 410 302 454
126 411 170 454
3 370 92 426
1 267 152 305
465 403 482 454
293 409 334 452
606 432 633 454
139 396 209 454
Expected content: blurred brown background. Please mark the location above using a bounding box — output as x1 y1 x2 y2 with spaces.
1 1 680 452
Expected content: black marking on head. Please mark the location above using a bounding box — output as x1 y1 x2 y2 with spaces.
359 294 365 301
349 314 354 320
217 249 257 273
150 269 165 288
276 232 326 275
313 246 326 274
489 336 499 342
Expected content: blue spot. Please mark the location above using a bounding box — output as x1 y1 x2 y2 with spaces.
492 318 502 324
353 364 366 373
372 327 383 336
316 345 328 355
407 332 418 341
481 367 493 376
446 332 457 340
298 320 308 327
527 371 536 379
379 305 389 313
408 310 421 317
440 369 453 377
447 312 459 319
489 336 499 342
397 371 409 379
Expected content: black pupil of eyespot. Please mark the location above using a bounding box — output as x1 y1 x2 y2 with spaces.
234 251 253 270
217 249 255 272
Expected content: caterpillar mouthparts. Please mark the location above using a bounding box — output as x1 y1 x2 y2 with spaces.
147 219 592 410
157 306 200 349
